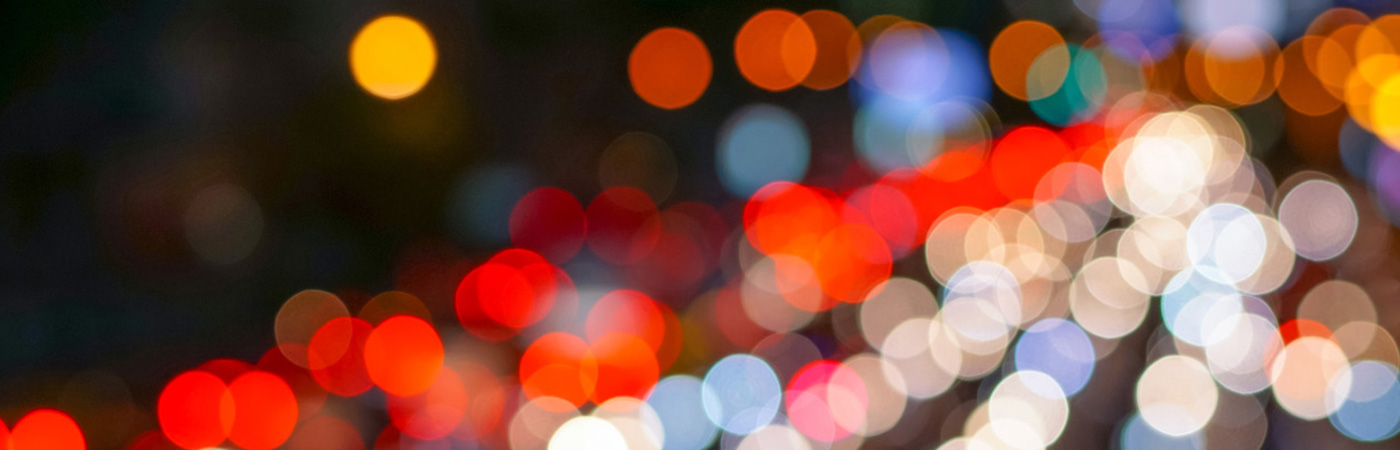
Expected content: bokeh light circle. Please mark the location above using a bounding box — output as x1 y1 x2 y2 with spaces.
350 15 437 100
1014 318 1095 395
157 370 228 449
511 187 587 264
701 354 782 435
646 375 719 450
1328 361 1400 442
784 360 868 442
548 416 628 450
11 409 86 450
718 104 811 198
988 370 1069 449
1136 355 1218 437
275 289 349 369
363 315 445 396
226 371 298 450
1278 179 1357 261
1271 335 1353 420
990 20 1066 101
735 9 817 91
629 27 712 109
1186 203 1266 285
799 10 860 90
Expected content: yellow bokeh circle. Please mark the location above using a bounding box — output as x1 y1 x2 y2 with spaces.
350 15 438 100
1372 73 1400 149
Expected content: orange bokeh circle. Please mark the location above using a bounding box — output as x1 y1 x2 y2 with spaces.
736 9 818 91
629 27 711 109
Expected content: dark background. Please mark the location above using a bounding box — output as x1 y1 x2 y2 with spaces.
0 0 1017 401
